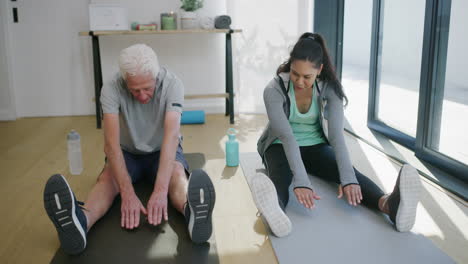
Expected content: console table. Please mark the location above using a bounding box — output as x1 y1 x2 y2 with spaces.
79 29 242 128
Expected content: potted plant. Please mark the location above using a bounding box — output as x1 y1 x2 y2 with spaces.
180 0 203 29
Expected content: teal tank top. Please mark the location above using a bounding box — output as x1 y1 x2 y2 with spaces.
274 81 326 146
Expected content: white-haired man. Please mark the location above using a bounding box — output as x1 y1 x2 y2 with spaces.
43 44 215 254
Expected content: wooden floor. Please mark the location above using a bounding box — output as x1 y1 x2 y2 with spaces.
0 114 466 263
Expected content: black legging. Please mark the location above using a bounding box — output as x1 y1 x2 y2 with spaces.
263 143 385 211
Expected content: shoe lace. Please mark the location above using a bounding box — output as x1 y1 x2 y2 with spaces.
76 200 88 211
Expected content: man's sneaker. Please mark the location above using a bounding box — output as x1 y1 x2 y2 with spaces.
43 174 88 254
250 173 292 237
386 164 422 232
186 169 216 243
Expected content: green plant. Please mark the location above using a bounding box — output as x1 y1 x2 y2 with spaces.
180 0 203 12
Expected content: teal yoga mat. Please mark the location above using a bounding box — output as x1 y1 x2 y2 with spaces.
240 152 454 264
50 153 219 264
181 110 205 124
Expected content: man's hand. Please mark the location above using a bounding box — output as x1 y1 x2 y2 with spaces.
337 184 362 206
147 190 168 226
120 192 147 229
294 187 321 209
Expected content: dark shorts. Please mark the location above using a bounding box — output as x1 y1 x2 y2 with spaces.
107 144 190 184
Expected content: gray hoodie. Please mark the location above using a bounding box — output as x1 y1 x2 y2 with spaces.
257 72 358 190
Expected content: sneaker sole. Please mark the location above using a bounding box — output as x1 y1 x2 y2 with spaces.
396 165 422 232
251 173 292 237
187 169 216 243
44 174 86 254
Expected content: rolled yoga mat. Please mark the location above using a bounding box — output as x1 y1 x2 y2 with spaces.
50 153 219 264
214 15 231 29
181 110 205 124
240 152 454 264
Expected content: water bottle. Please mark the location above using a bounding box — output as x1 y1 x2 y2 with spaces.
67 130 83 175
225 128 239 167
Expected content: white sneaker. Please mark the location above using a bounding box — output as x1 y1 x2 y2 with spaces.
387 164 422 232
251 173 292 237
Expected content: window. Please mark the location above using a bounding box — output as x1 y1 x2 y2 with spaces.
430 0 468 166
342 0 373 131
375 0 426 137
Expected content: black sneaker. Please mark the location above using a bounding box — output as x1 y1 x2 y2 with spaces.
185 169 216 243
387 164 422 232
44 174 88 254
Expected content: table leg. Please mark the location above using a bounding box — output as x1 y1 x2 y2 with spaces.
226 31 234 124
91 34 103 129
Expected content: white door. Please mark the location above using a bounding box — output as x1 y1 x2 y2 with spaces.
0 0 15 120
5 0 94 118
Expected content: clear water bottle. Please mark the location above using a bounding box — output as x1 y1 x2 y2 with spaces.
225 128 239 167
67 130 83 175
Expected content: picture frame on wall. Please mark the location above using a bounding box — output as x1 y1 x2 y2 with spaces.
89 4 129 31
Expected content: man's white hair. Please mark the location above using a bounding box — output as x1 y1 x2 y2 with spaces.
119 44 160 80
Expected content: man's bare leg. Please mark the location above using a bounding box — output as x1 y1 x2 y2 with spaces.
168 161 188 213
83 164 120 230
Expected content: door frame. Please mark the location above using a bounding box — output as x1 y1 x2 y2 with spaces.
0 0 17 120
313 0 344 80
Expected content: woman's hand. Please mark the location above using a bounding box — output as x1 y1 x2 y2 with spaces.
337 184 362 206
294 187 321 209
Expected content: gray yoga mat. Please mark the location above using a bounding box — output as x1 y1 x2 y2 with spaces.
240 152 454 264
50 153 219 264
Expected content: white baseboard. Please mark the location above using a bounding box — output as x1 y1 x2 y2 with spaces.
0 109 16 120
183 101 226 114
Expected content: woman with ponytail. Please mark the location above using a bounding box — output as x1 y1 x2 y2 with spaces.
251 33 422 237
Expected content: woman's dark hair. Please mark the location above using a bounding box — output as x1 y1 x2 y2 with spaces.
277 32 348 105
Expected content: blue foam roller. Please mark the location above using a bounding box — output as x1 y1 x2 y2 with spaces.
181 110 205 124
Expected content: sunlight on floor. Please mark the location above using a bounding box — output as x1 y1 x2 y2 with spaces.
426 185 468 241
413 203 445 240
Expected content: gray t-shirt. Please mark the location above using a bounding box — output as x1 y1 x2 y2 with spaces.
100 67 184 154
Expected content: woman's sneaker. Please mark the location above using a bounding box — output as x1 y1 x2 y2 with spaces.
43 174 88 254
185 169 216 244
387 164 422 232
250 173 292 237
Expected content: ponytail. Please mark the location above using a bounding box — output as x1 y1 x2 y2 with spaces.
277 32 348 105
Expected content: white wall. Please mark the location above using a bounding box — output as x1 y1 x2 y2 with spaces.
0 0 15 120
6 0 94 118
227 0 313 113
